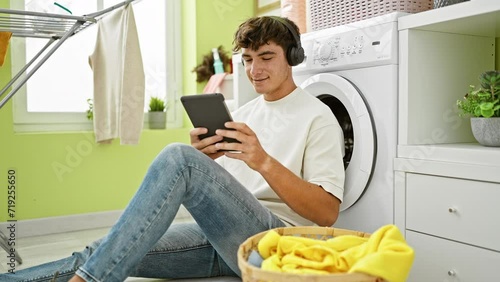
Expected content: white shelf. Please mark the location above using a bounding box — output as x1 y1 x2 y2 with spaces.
397 0 499 150
399 0 500 36
398 143 500 167
394 157 500 183
396 4 500 277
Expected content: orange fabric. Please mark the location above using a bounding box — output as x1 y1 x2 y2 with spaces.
0 31 13 67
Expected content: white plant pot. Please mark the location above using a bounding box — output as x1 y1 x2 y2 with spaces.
149 111 166 129
470 117 500 147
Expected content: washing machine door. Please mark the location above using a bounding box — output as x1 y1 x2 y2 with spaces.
301 73 376 211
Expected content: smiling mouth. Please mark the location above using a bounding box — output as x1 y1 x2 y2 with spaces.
253 77 268 83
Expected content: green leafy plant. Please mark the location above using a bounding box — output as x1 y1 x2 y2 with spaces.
149 97 166 112
457 70 500 118
86 98 94 120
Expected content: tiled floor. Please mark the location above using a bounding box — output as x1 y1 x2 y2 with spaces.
0 223 240 281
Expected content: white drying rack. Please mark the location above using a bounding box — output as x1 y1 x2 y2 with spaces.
0 0 141 264
0 0 140 109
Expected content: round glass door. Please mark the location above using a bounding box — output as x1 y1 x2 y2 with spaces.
301 73 377 211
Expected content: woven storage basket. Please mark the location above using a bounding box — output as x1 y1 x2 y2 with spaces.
237 226 379 282
309 0 433 31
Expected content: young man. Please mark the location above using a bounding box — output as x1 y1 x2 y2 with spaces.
2 16 344 282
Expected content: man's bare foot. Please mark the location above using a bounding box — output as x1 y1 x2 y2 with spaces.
68 275 85 282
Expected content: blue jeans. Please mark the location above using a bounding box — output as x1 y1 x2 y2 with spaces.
2 143 286 282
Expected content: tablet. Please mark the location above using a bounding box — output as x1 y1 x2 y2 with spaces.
181 93 239 143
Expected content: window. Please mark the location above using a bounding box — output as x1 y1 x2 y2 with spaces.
10 0 182 132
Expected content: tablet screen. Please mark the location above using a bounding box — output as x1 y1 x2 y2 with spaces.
181 93 239 143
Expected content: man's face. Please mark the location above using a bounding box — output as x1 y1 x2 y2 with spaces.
241 42 292 99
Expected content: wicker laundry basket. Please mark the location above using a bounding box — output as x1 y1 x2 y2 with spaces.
237 226 379 282
309 0 433 31
434 0 468 8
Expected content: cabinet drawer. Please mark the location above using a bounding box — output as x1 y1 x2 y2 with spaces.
406 173 500 251
406 231 500 282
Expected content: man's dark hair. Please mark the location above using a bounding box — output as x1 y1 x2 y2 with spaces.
233 16 300 53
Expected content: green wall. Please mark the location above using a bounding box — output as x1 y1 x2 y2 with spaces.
186 0 255 94
0 0 254 222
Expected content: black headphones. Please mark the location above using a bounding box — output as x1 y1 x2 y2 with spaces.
270 16 305 66
241 16 305 67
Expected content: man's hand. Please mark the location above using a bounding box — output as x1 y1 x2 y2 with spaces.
189 127 224 159
214 122 272 172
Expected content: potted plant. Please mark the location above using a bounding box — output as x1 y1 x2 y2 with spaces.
457 70 500 146
148 97 167 129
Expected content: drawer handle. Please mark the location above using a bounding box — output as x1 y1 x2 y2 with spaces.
448 270 456 276
448 207 457 213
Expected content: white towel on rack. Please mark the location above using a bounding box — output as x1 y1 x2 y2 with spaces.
89 4 145 145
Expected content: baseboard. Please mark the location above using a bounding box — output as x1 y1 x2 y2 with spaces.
0 206 192 238
0 210 122 238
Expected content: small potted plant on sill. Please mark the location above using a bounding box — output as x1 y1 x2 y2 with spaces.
148 97 167 129
456 70 500 146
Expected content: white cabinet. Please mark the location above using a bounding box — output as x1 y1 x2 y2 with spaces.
396 1 500 281
406 230 500 281
394 161 500 281
406 174 500 251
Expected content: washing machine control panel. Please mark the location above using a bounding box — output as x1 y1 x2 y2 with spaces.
315 34 364 62
295 21 398 73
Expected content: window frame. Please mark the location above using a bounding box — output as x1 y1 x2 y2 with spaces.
10 0 183 132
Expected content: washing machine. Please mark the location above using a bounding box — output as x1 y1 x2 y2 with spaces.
231 12 404 233
291 12 405 233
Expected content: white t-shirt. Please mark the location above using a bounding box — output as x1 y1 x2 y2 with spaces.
217 87 345 226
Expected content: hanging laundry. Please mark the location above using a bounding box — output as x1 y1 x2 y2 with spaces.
89 3 145 145
0 32 12 67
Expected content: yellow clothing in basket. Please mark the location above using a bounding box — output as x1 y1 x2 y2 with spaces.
258 224 414 282
0 31 12 67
